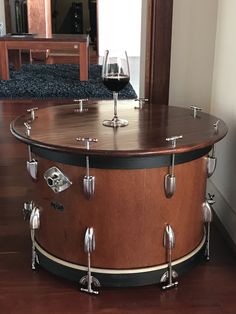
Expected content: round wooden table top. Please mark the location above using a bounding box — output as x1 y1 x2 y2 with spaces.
10 100 228 157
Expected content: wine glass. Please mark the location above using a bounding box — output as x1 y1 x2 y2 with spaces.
102 50 130 127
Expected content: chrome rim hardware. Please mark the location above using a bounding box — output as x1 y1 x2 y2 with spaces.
44 167 72 193
29 206 40 270
80 227 100 294
74 98 89 113
27 107 38 121
160 224 179 290
190 105 202 118
202 200 213 261
207 193 215 205
76 137 98 200
207 145 217 178
164 135 183 198
134 98 148 109
26 146 38 180
24 122 38 179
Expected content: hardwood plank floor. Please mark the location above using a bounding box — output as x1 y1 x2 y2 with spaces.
1 99 236 314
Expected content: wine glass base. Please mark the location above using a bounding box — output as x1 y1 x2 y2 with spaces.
103 118 129 128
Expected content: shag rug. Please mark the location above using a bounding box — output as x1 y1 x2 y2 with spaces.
0 64 137 99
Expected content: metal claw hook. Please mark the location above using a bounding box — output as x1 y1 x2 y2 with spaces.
76 137 98 199
164 135 183 198
207 145 217 177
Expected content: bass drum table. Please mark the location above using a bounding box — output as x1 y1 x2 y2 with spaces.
10 101 227 287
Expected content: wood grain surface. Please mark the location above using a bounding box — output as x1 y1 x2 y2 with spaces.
10 100 228 157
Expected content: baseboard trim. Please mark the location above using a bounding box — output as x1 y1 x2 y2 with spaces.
207 180 236 255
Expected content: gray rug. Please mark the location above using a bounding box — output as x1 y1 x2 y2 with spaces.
0 64 137 99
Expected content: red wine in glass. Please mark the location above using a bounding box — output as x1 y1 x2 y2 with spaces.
103 74 130 92
102 50 130 127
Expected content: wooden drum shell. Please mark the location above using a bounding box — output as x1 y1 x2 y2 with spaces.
10 101 228 286
32 155 207 269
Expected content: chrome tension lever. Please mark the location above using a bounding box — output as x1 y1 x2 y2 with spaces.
24 122 38 179
29 206 40 270
76 137 98 200
134 98 148 109
79 227 100 294
27 107 38 121
164 135 183 198
190 105 202 118
160 224 178 290
74 98 89 113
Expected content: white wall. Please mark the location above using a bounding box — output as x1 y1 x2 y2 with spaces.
98 0 142 57
139 0 147 98
209 0 236 244
169 0 218 112
0 0 6 34
169 0 236 245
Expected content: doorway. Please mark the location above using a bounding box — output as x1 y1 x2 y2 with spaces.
3 0 173 103
51 0 98 55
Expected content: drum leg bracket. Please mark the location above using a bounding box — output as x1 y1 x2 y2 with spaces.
30 206 40 270
203 197 214 261
79 227 101 294
160 270 178 290
160 224 179 290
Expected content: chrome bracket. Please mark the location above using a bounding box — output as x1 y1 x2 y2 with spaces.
80 227 100 294
74 98 89 113
202 199 213 261
27 107 38 121
134 98 148 109
27 158 38 180
29 206 40 270
164 135 183 198
190 105 202 118
26 145 38 180
160 224 178 290
24 123 38 179
76 137 98 200
207 145 217 177
44 167 72 193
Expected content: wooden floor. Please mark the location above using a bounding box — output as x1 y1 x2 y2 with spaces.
1 99 236 314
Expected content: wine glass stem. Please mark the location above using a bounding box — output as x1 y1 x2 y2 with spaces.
113 92 118 119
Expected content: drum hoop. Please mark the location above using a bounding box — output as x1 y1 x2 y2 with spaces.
31 145 211 169
35 234 205 275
